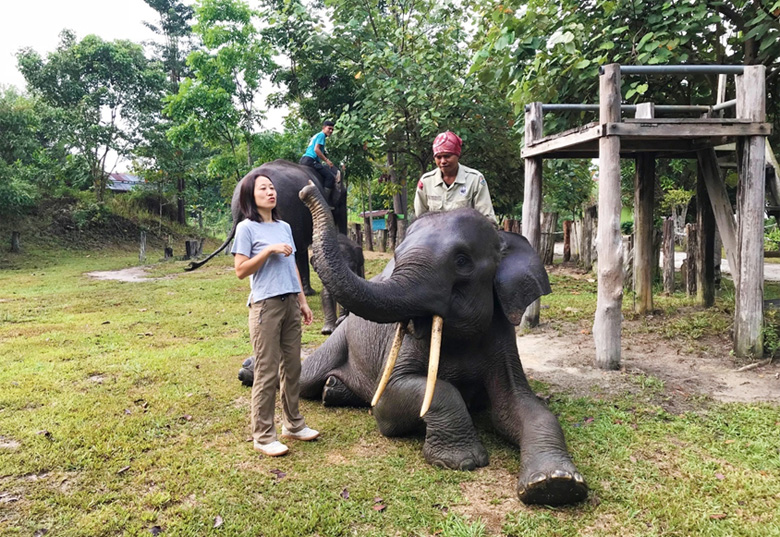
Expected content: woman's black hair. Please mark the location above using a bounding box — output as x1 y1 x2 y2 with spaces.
238 170 280 223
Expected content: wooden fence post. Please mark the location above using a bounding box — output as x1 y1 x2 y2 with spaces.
562 220 572 262
10 231 21 253
582 205 596 271
540 211 558 265
685 224 698 297
663 217 675 294
363 217 374 252
593 63 623 370
139 231 147 263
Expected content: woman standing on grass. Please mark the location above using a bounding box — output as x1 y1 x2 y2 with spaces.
231 171 319 457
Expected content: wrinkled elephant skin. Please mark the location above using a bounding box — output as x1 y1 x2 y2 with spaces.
297 184 587 506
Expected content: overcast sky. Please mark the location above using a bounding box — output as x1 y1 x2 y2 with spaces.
0 0 287 146
0 0 161 90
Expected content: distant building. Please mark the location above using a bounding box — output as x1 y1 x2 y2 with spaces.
107 173 145 193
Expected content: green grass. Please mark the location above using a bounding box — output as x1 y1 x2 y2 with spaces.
1 246 779 536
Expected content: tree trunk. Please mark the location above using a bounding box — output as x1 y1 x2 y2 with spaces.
562 220 572 262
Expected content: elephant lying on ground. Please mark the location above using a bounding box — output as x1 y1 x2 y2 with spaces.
297 184 587 506
184 159 347 296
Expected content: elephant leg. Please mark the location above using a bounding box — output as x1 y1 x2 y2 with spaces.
320 287 338 335
374 377 488 471
322 375 368 407
488 358 587 506
299 322 349 399
295 246 316 296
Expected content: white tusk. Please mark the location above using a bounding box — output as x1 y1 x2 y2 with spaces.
420 315 443 417
371 322 405 407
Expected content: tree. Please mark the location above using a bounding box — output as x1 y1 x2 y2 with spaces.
166 0 275 174
321 0 524 221
0 87 69 250
17 31 166 202
142 0 199 224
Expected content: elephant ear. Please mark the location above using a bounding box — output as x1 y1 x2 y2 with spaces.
494 231 552 325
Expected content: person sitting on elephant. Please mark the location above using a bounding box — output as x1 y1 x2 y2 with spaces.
300 120 338 207
231 171 319 457
413 131 498 226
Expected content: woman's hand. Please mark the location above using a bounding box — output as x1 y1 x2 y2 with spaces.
268 243 293 256
299 300 313 325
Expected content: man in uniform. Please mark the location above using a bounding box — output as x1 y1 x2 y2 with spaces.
413 131 497 226
300 120 338 206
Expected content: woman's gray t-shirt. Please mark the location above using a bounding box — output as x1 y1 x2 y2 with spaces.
231 219 301 305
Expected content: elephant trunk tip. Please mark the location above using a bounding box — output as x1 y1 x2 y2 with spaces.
299 182 322 203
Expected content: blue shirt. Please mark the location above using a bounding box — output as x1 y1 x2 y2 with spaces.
303 131 327 161
231 219 301 305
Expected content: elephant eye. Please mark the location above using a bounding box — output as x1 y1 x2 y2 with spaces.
455 253 472 269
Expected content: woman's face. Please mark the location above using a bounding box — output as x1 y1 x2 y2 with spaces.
253 176 277 210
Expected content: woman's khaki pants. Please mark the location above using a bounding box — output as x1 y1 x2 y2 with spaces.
248 295 306 444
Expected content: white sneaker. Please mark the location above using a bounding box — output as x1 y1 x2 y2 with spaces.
254 440 289 457
281 426 320 441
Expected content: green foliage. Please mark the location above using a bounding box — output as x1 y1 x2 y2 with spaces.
542 159 595 218
765 227 780 252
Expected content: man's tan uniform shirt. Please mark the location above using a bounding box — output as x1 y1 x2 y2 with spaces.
414 164 497 225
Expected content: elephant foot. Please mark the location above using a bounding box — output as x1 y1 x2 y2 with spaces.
322 376 368 407
423 436 489 471
321 324 335 335
238 356 254 387
517 464 587 506
303 286 316 296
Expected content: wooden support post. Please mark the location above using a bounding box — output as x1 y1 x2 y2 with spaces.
696 162 716 306
663 217 675 294
521 101 544 328
563 220 572 262
634 102 655 314
696 148 739 286
685 224 698 297
593 63 623 370
377 229 387 253
734 65 766 357
139 231 147 264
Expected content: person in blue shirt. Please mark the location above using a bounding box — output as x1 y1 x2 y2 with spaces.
232 171 319 457
299 120 338 205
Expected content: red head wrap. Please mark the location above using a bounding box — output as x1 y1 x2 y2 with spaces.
432 131 462 157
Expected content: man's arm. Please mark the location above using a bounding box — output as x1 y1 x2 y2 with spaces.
413 178 429 218
315 144 333 167
473 176 498 226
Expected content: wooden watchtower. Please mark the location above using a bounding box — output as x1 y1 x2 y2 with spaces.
520 64 771 369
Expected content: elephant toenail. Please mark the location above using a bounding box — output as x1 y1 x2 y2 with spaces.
574 472 585 484
551 470 570 480
529 472 547 485
517 486 526 496
326 377 336 386
459 459 476 471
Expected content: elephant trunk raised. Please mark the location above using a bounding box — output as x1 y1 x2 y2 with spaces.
300 184 449 324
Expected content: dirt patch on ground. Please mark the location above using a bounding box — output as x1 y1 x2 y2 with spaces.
85 267 162 282
517 315 780 411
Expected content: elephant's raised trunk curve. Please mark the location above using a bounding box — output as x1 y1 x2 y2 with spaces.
299 183 437 323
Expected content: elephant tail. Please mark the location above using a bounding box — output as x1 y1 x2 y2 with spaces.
183 220 239 272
